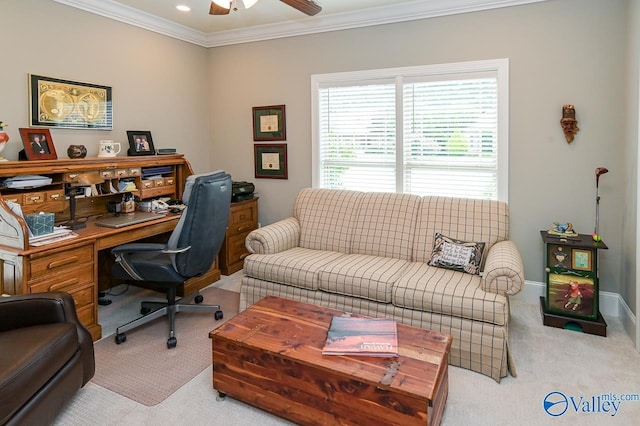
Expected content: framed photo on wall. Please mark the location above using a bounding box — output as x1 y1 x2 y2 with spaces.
19 128 57 160
252 105 286 141
254 144 287 179
126 131 155 156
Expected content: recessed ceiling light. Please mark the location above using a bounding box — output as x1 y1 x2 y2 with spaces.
176 5 191 12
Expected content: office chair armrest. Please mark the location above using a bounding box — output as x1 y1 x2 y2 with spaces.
161 246 191 254
111 243 167 255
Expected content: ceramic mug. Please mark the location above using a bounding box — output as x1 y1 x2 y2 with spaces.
98 140 121 157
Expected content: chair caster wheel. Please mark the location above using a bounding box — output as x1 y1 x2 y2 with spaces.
167 337 177 348
214 310 223 320
115 333 127 344
141 306 151 315
194 294 204 304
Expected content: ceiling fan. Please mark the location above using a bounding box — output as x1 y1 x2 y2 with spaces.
209 0 322 16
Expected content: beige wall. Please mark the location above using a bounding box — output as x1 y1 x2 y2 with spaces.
1 1 637 316
624 0 640 344
0 0 211 173
209 0 629 296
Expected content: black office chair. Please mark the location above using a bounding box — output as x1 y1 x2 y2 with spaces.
111 170 232 348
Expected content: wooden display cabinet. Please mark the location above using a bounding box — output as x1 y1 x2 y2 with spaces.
540 231 608 336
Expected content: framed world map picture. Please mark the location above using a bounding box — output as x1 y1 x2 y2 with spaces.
29 74 113 130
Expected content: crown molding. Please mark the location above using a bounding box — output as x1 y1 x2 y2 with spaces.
54 0 550 48
53 0 210 46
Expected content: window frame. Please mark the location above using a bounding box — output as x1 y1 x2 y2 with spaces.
311 58 509 202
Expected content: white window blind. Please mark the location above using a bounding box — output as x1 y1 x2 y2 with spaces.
312 59 509 201
318 83 397 192
403 77 498 199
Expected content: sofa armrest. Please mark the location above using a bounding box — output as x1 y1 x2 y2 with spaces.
245 217 301 255
482 240 525 296
0 291 95 385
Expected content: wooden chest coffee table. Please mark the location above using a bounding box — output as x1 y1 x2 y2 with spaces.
209 296 452 425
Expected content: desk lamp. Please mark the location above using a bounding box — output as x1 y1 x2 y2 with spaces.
67 172 104 229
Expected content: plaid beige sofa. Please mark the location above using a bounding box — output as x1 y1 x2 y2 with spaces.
241 188 524 382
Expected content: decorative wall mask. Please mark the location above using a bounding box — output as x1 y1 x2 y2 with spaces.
560 104 579 143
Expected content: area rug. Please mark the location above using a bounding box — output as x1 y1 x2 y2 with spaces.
92 287 239 406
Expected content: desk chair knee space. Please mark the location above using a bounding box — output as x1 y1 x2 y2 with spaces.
111 171 231 348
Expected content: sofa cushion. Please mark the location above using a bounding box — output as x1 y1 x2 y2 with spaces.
295 188 364 253
428 232 485 275
318 254 409 303
244 247 346 291
0 323 78 421
393 262 508 326
350 192 421 261
413 197 509 265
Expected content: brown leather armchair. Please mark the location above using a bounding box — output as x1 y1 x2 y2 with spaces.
0 292 95 425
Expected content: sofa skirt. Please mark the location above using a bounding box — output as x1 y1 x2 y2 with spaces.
241 276 515 382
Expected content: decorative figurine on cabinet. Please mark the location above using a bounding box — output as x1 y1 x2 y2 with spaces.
547 222 578 238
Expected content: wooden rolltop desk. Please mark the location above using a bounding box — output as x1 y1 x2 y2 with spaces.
0 155 221 340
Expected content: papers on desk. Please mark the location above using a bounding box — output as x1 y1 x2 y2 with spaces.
30 228 78 246
2 175 52 189
4 201 78 246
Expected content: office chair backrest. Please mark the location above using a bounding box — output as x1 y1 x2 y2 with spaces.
167 170 232 278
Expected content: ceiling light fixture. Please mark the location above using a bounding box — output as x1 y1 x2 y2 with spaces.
212 0 259 11
176 5 191 12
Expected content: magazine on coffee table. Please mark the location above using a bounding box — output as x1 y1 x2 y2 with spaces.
322 316 398 357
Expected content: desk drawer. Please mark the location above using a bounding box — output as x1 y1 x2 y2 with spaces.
227 231 251 264
77 302 96 329
2 194 23 205
228 204 257 235
29 264 94 293
139 186 175 199
47 189 65 202
24 191 46 205
70 284 95 308
28 245 94 279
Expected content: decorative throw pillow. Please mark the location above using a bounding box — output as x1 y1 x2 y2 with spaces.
428 232 486 275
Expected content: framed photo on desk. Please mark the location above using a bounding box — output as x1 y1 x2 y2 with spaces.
126 130 155 156
19 128 57 160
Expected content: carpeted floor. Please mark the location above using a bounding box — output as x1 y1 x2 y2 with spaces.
54 273 640 425
92 287 239 406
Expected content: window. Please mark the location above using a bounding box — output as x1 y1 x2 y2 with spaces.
311 59 509 201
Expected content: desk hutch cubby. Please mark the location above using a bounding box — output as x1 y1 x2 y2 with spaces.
0 155 221 341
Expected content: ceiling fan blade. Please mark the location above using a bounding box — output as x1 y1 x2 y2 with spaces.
280 0 322 16
209 2 230 15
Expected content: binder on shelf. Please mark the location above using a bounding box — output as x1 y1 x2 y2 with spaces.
141 166 173 178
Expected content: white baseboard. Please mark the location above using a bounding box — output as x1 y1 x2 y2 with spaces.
513 280 636 323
